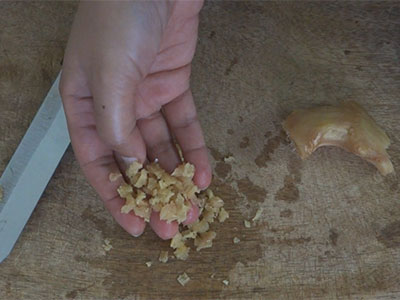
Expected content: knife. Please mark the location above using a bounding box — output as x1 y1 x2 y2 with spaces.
0 72 70 263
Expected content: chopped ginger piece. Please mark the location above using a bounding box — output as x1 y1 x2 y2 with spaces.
176 143 184 162
181 230 197 240
102 238 112 252
190 219 210 234
233 237 240 244
159 251 169 263
224 155 235 163
252 208 263 222
244 220 251 228
177 273 190 286
109 172 122 182
146 177 158 191
134 169 148 188
194 231 216 251
116 162 228 260
222 279 229 286
209 196 224 209
202 210 215 223
160 199 190 223
171 233 184 249
126 161 143 181
172 163 195 178
174 245 190 260
283 101 394 175
146 163 166 179
145 261 152 267
121 190 150 221
218 207 229 223
117 183 133 198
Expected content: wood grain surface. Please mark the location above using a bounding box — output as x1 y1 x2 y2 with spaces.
0 1 399 299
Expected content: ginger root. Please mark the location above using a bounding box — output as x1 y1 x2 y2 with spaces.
283 101 394 175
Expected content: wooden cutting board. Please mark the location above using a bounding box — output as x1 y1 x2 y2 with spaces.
0 2 399 299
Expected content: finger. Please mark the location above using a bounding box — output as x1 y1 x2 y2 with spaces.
135 64 191 118
90 66 147 164
163 89 212 189
137 112 200 232
137 112 184 238
137 112 180 173
150 0 203 74
150 211 179 240
60 92 146 237
112 126 146 171
83 154 146 237
150 200 199 238
182 202 200 226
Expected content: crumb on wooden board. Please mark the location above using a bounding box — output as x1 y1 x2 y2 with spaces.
102 238 112 252
244 220 251 228
145 261 152 267
252 208 263 222
177 272 190 286
223 155 235 163
159 250 169 263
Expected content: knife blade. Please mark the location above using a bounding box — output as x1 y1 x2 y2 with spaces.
0 72 70 263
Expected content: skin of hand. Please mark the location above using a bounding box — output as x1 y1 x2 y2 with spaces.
60 0 211 239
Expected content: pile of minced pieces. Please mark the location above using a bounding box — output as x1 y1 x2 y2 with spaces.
116 161 229 260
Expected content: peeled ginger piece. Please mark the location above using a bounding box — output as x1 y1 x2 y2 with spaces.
283 101 394 175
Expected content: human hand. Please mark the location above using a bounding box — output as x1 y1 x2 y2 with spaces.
60 0 211 239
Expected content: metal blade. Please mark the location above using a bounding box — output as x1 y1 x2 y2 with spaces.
0 72 70 263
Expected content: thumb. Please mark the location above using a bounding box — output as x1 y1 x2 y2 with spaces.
79 1 169 164
91 61 147 165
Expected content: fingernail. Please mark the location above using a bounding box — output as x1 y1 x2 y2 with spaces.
121 156 137 166
132 232 142 238
120 156 138 170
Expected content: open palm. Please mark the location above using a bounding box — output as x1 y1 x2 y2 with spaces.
60 1 210 239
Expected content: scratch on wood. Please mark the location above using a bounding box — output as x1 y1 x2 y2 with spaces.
329 228 339 246
377 221 400 248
